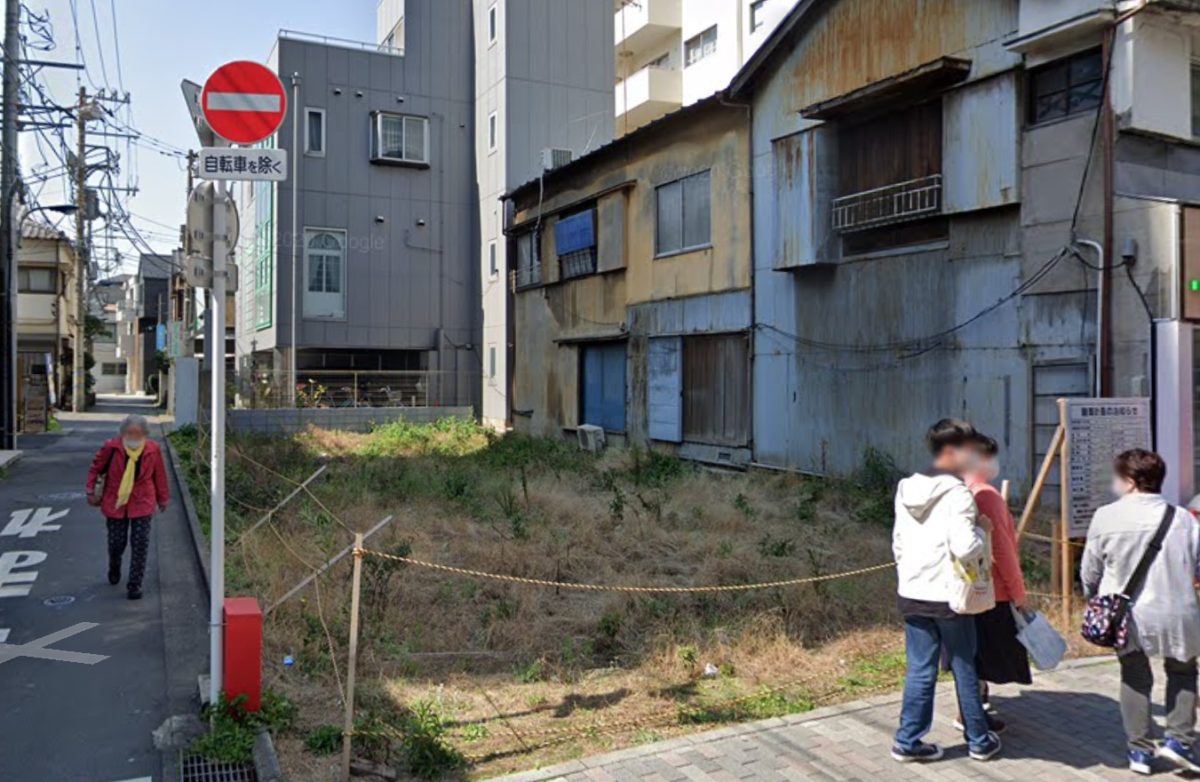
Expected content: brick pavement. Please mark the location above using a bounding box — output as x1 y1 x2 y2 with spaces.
488 657 1168 782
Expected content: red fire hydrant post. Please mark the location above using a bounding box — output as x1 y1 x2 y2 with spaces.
223 597 263 712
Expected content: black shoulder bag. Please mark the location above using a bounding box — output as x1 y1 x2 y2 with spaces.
1080 504 1175 649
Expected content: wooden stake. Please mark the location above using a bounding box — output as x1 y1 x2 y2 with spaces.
1016 424 1064 542
1058 398 1072 629
341 533 365 782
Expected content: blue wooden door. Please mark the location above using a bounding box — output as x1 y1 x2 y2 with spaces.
581 343 626 432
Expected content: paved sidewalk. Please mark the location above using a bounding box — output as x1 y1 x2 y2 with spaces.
490 657 1150 782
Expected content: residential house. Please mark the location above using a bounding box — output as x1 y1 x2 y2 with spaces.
503 97 753 463
116 254 171 396
92 277 128 395
725 0 1200 499
614 0 793 135
16 218 77 409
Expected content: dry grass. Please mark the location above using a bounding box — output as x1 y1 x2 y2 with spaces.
169 422 1079 781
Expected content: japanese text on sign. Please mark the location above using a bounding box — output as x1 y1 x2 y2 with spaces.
1064 397 1152 537
197 148 288 182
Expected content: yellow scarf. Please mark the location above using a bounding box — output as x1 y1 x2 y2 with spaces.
115 443 145 509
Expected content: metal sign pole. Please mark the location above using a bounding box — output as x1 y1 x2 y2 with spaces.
209 178 228 705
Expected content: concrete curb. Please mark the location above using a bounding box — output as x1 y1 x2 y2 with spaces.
0 449 21 474
254 730 289 782
161 432 212 596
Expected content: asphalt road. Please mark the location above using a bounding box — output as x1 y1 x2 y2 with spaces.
0 396 207 782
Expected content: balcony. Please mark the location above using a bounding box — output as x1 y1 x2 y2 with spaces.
17 293 56 327
614 0 681 54
615 64 682 132
831 175 943 232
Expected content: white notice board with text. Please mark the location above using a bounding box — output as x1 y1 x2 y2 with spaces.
1064 397 1152 537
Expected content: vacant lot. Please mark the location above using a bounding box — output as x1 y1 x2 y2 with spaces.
170 420 1069 781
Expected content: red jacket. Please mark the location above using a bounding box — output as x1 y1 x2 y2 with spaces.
86 437 170 520
966 474 1027 605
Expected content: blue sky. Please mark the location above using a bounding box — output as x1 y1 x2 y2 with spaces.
16 0 378 272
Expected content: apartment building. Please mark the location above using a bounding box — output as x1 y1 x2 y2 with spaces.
16 218 78 408
503 97 753 462
614 0 792 135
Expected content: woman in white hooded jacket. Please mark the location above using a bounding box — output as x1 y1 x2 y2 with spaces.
890 420 999 765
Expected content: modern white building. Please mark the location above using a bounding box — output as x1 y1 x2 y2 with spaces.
614 0 793 135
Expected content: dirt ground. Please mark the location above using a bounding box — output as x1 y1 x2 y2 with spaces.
169 421 1077 781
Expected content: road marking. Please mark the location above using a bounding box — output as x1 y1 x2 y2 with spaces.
0 550 47 597
1 507 68 538
0 623 108 666
0 628 8 643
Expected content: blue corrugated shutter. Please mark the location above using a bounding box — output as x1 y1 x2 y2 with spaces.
581 342 625 431
555 210 596 255
648 337 682 442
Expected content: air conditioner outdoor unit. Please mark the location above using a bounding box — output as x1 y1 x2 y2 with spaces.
577 424 606 452
541 147 573 171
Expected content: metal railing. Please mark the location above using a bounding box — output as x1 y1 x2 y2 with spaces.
278 29 404 56
236 370 474 410
511 262 543 291
831 174 942 232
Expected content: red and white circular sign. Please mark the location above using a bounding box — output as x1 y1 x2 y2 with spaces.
201 61 287 145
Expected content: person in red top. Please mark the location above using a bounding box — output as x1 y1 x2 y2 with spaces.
85 414 170 600
962 434 1031 721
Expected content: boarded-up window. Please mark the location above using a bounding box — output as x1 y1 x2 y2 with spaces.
580 342 626 432
838 100 942 197
557 209 598 279
682 334 749 445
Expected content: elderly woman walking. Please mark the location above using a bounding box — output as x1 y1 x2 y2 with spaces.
1082 449 1200 776
86 414 170 600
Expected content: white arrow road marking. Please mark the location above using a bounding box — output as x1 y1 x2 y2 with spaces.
0 623 108 666
206 92 280 112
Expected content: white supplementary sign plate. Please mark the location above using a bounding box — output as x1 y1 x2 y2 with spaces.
197 147 287 182
1063 397 1152 537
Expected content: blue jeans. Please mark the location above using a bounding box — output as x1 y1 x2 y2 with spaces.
896 614 990 752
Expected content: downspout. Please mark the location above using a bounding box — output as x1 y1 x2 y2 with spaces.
289 73 301 406
1074 238 1105 397
1100 27 1115 397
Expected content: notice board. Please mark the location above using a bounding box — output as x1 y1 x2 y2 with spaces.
1063 398 1151 537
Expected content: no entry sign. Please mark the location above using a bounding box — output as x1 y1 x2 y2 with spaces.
201 61 287 145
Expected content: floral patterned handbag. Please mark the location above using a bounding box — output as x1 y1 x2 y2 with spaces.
1080 504 1174 649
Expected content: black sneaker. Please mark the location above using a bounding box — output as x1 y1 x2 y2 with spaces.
108 566 121 585
891 742 944 763
969 732 1002 762
127 586 143 600
954 714 1007 735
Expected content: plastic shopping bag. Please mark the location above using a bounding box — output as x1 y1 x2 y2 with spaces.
1013 606 1067 671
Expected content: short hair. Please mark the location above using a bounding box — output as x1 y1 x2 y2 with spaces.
973 433 999 457
119 414 150 436
1113 449 1166 493
926 419 977 456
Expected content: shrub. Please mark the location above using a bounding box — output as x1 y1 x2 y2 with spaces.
190 691 297 764
398 699 463 779
304 724 342 756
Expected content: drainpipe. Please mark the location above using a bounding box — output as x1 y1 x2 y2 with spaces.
1100 27 1116 397
1075 238 1105 397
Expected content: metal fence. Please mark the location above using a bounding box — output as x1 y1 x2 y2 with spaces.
236 370 475 410
831 174 942 232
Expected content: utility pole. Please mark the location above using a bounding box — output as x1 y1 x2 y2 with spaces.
72 87 89 413
1 0 21 449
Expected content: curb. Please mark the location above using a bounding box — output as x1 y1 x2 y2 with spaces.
254 730 289 782
161 431 212 595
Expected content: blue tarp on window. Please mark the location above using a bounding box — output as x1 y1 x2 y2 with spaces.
555 210 596 256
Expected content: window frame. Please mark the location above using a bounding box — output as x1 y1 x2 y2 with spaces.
1027 47 1104 127
488 344 497 383
370 111 430 166
750 0 767 33
685 25 718 68
655 169 713 258
488 3 498 45
488 111 498 153
488 240 498 278
302 227 348 321
1191 61 1200 139
513 229 542 289
305 107 326 156
555 207 598 280
17 267 56 293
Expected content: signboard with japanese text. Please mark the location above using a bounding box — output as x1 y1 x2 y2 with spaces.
197 148 287 181
1064 398 1152 537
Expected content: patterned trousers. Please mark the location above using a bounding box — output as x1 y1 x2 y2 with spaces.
106 516 152 589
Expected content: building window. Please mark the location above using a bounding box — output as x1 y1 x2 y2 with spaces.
1028 48 1103 126
371 112 429 165
488 112 498 152
648 51 672 69
685 26 717 67
514 230 541 288
303 229 346 319
17 268 56 293
488 3 498 44
488 345 497 380
556 208 597 279
488 241 498 278
580 342 626 432
305 108 325 155
750 0 768 33
252 167 275 330
656 170 711 256
1192 62 1200 138
101 362 127 376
